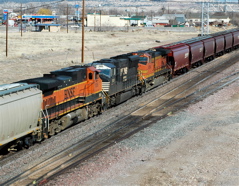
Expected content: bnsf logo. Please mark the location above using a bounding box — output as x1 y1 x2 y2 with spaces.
64 87 75 100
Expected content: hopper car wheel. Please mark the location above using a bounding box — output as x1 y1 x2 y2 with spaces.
24 137 33 149
183 68 188 74
16 140 23 151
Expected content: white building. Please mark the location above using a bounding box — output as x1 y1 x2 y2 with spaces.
87 13 130 27
186 13 231 25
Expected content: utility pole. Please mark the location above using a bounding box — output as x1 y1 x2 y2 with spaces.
100 9 101 31
21 3 23 37
81 0 85 63
67 4 68 33
6 12 8 57
99 4 101 31
94 7 96 31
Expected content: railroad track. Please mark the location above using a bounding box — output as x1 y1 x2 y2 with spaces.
2 53 239 186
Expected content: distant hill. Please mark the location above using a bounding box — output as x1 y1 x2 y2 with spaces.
0 0 75 3
1 0 238 3
0 0 59 2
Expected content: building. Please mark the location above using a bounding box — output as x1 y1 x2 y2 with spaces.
152 16 169 26
34 23 61 32
186 13 231 26
152 14 185 26
126 16 146 26
21 15 58 25
87 13 130 27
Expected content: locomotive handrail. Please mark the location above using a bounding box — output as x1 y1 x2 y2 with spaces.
44 105 50 131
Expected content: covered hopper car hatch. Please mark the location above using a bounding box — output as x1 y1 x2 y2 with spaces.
92 53 143 107
18 65 104 137
0 83 43 153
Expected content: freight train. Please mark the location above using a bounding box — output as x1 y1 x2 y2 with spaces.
1 28 239 153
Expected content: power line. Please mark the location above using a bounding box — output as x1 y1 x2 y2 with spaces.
0 0 66 3
21 0 65 11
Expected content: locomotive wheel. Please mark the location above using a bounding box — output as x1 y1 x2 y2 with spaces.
88 105 94 118
55 126 61 134
110 96 116 106
102 103 108 111
131 87 136 96
49 126 56 136
92 104 98 116
96 102 102 114
140 85 146 95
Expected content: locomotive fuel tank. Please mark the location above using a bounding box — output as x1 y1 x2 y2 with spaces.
0 83 42 150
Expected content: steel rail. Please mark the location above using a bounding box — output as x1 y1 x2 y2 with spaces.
2 52 238 186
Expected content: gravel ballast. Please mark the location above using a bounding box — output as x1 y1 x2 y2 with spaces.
44 64 239 185
0 27 238 185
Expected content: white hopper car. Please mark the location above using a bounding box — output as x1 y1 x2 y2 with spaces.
0 83 42 152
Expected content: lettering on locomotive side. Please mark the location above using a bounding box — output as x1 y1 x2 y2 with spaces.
185 52 189 58
64 87 76 100
43 96 56 108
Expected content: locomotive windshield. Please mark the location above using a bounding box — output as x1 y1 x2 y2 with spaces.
93 63 115 78
99 69 111 77
139 56 148 65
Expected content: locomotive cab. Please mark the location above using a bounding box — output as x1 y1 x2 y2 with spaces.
92 62 116 93
92 55 141 107
93 63 116 80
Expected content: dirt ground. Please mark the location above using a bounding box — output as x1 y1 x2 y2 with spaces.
0 26 238 185
0 26 199 84
84 83 239 186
